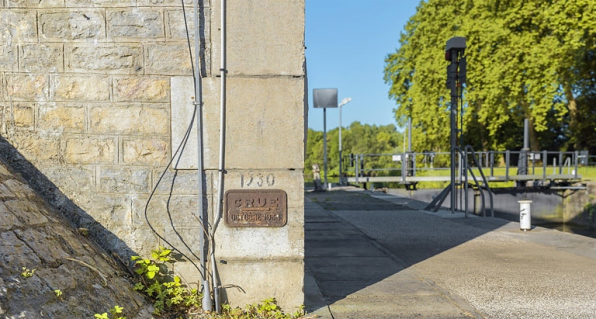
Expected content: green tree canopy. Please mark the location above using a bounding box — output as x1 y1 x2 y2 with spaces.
384 0 596 152
305 123 403 181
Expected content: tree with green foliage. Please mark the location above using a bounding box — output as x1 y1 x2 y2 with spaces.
384 0 596 153
305 123 403 182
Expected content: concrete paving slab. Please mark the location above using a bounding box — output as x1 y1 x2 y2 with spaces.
304 189 484 318
309 263 403 282
310 188 596 319
328 294 474 319
305 256 401 270
304 266 332 318
305 222 358 232
306 241 387 258
316 272 437 298
305 215 339 223
304 233 359 240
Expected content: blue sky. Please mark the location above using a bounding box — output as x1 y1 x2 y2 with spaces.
306 0 420 132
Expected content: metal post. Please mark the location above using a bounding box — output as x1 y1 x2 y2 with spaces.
505 150 510 182
543 150 547 181
323 108 328 189
520 119 529 175
407 118 412 152
464 154 468 218
403 127 406 154
458 151 462 211
449 51 458 214
412 153 416 177
339 105 343 185
523 119 529 150
574 151 579 178
337 97 351 185
402 153 406 183
559 152 563 174
355 154 359 184
360 154 364 178
490 151 494 177
460 82 464 150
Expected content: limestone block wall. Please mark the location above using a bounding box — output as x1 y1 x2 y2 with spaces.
0 0 306 310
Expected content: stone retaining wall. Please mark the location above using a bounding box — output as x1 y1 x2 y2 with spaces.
0 158 152 318
1 0 306 310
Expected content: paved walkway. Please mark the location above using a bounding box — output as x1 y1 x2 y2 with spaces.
304 187 596 319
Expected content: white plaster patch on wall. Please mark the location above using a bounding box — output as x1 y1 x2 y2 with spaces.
171 76 198 169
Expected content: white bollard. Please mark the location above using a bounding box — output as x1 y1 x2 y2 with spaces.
518 200 532 231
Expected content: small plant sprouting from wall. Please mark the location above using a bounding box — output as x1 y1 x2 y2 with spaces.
220 298 306 319
131 246 201 316
21 267 35 278
94 305 126 319
129 246 308 318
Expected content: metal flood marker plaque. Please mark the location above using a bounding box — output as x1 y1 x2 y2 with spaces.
224 189 287 227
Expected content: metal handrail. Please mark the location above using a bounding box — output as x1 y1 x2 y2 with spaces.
464 145 494 218
454 146 494 218
454 147 483 218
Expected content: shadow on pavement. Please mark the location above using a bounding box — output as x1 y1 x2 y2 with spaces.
303 189 510 312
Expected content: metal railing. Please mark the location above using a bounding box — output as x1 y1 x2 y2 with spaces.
481 150 581 182
420 146 494 217
347 150 584 185
459 146 493 218
345 149 589 217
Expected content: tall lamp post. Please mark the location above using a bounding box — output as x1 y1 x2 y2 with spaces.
338 97 352 185
313 88 338 190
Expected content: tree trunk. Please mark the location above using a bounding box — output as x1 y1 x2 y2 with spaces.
564 83 578 123
520 98 540 151
477 100 489 151
528 117 539 151
563 83 578 149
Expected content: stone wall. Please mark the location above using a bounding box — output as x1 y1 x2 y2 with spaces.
0 0 306 310
562 182 596 226
0 158 152 317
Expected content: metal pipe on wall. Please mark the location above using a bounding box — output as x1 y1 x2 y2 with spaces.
192 0 212 312
211 0 227 313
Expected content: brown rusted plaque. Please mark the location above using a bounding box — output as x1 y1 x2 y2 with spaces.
225 189 287 227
